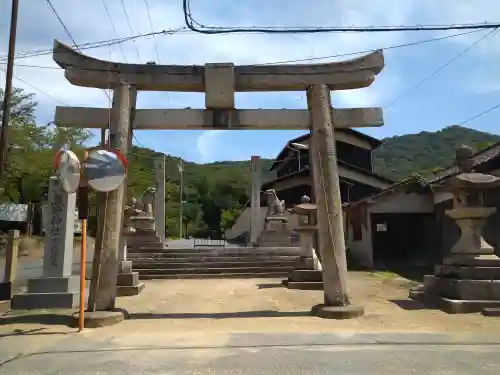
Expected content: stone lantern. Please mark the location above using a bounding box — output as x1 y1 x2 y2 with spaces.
282 195 323 290
410 145 500 314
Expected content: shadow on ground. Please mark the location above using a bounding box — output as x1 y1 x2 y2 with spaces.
390 299 439 311
129 310 312 320
256 283 285 289
370 266 431 282
0 313 74 328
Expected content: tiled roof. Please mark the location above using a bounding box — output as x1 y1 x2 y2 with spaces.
427 142 500 184
269 129 382 171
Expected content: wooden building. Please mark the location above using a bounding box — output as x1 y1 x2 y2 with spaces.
345 142 500 269
261 130 393 206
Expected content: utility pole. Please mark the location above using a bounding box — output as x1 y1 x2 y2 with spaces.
178 160 183 238
0 0 20 181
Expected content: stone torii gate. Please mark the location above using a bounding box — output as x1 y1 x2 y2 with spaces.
52 40 385 318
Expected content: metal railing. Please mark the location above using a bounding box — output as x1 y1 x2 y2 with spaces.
193 229 226 247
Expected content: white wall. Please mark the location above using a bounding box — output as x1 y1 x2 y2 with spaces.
347 211 373 268
370 192 434 214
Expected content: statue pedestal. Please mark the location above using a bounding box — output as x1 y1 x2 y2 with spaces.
410 206 500 314
131 216 155 231
258 216 295 247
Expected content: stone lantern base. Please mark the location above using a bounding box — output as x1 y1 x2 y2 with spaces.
409 207 500 314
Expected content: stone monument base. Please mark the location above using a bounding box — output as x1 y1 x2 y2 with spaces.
116 261 145 296
409 257 500 314
12 276 79 310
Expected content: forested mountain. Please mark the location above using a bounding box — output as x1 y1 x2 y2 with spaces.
373 125 500 181
2 87 499 236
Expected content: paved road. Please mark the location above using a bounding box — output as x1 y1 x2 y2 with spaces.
0 334 498 374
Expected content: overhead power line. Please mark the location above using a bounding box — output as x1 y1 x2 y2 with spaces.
100 0 128 62
458 102 500 126
5 29 482 72
143 0 170 108
384 27 499 109
45 0 110 102
120 0 141 61
183 0 500 34
0 28 189 63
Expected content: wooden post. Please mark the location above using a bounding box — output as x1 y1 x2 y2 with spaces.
0 229 19 296
87 82 134 311
307 84 363 319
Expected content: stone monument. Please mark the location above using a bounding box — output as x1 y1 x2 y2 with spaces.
283 195 323 290
115 198 146 296
12 176 79 309
410 145 500 314
257 189 295 247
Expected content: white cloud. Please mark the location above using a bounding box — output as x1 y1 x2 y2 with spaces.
1 0 500 160
196 130 221 162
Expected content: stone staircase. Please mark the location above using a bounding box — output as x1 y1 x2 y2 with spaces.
257 229 298 247
127 246 302 279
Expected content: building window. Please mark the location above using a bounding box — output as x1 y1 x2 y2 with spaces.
352 224 363 241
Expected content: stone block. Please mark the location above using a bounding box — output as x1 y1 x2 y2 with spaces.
286 281 323 290
27 276 79 294
12 291 79 310
435 265 500 280
296 256 314 270
204 63 235 109
454 280 491 300
116 283 145 297
117 272 139 286
119 261 133 273
289 269 322 282
490 280 500 299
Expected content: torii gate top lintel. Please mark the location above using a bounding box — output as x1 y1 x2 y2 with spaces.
52 39 385 92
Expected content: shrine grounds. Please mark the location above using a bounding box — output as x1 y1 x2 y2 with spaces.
2 272 500 337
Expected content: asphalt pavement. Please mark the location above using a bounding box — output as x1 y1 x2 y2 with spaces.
0 332 499 374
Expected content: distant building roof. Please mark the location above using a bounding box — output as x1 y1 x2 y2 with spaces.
269 129 382 171
262 161 393 191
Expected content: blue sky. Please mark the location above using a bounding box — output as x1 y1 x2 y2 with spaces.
1 0 500 163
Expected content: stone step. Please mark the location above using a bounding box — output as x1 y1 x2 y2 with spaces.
127 237 162 243
127 247 302 255
139 272 290 280
127 255 301 262
131 260 299 269
283 280 324 290
423 275 500 301
128 243 166 250
435 265 500 280
133 266 295 275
